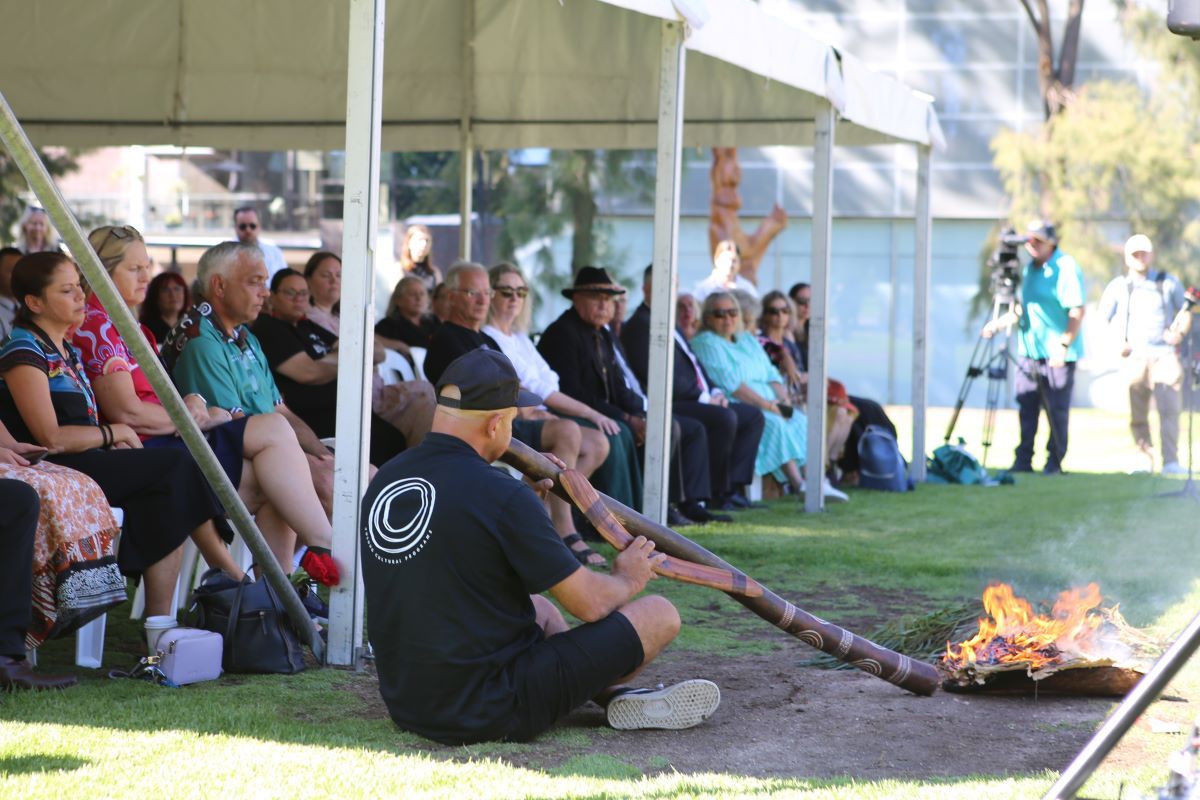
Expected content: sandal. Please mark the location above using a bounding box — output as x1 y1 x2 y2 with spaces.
562 532 606 567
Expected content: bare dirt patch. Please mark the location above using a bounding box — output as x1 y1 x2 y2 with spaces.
340 642 1190 781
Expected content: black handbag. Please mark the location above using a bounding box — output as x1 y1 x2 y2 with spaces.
187 568 306 674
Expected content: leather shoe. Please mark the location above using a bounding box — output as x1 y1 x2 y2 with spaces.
679 502 734 524
0 655 78 691
666 505 694 528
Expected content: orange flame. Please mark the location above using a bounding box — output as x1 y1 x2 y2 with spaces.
943 582 1109 673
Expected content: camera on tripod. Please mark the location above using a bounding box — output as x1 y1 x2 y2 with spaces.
988 228 1027 305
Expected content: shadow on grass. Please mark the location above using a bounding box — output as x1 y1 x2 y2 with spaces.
0 754 89 774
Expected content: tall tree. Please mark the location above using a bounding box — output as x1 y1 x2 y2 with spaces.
1022 0 1087 119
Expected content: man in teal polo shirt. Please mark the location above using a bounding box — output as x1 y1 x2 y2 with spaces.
164 241 337 510
984 220 1085 474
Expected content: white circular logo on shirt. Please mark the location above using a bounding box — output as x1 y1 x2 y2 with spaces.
366 477 436 564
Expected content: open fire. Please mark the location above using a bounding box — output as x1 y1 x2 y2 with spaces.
940 582 1159 692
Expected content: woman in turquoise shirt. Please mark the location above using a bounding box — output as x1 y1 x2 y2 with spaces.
690 291 808 496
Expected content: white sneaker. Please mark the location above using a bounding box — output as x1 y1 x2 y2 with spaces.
606 679 721 730
822 479 849 503
1162 462 1187 476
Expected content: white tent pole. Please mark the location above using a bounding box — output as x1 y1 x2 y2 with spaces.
459 131 474 260
642 18 687 523
327 0 385 668
458 0 475 261
804 100 836 513
911 144 933 481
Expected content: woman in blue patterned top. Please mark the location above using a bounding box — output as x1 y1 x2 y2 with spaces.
0 252 229 621
689 290 808 496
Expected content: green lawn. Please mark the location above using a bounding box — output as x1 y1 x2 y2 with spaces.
2 406 1197 799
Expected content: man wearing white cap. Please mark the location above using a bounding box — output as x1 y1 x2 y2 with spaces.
1099 234 1192 474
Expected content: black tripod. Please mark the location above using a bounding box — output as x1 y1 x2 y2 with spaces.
945 295 1065 470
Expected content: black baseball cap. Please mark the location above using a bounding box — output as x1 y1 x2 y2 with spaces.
1025 219 1058 244
435 349 542 410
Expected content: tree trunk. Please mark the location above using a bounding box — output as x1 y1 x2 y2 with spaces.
568 150 598 271
1021 0 1086 119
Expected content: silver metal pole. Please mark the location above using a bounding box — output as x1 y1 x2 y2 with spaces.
0 90 323 661
327 0 385 668
911 146 932 481
642 19 687 523
804 101 835 513
1043 609 1200 799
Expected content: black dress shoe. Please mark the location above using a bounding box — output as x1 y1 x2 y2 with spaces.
728 493 768 510
679 502 733 524
0 655 77 691
666 505 694 527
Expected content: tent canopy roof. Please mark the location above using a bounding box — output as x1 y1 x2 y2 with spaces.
2 0 941 152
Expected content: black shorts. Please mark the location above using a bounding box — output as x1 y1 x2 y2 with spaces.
511 418 544 451
504 612 644 742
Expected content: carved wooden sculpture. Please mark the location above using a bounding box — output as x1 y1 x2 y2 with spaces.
708 147 788 287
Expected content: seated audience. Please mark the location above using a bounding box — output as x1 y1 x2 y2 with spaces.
482 262 615 564
74 226 339 580
252 269 427 464
399 224 442 292
694 240 758 302
162 242 340 518
303 251 341 335
622 264 765 511
757 290 855 481
361 348 719 744
0 252 229 621
787 281 897 485
430 282 452 323
0 478 78 690
689 291 814 500
1 420 125 652
376 275 438 352
539 268 715 524
676 293 700 340
139 270 189 345
426 263 604 554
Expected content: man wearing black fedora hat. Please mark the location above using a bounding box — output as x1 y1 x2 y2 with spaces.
361 349 721 744
538 267 721 525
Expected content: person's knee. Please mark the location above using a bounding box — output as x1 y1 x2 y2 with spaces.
586 428 610 461
551 418 582 451
249 411 297 449
618 594 680 654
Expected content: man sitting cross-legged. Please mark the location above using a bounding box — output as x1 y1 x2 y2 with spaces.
361 349 720 744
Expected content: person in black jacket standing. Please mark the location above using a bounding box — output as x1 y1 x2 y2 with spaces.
539 268 720 523
623 265 765 510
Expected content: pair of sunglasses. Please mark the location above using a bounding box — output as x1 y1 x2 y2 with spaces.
93 225 142 255
494 286 529 299
764 305 790 315
708 308 739 319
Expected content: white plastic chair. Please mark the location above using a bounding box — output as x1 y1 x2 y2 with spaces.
378 348 416 385
409 346 427 379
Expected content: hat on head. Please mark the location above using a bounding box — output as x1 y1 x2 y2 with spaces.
435 349 541 411
1124 233 1153 259
562 266 627 299
826 379 858 414
1025 219 1058 244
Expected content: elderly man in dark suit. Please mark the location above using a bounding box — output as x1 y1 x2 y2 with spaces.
539 267 724 525
623 264 766 510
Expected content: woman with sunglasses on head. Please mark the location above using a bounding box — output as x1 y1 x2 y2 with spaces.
139 271 190 344
482 263 613 565
71 226 340 583
689 291 814 501
0 252 234 619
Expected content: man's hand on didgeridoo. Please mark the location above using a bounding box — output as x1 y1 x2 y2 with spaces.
612 535 666 595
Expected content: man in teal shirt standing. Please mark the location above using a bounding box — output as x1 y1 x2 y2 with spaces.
164 241 337 510
985 220 1085 474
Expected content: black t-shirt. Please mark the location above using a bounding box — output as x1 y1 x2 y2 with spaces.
374 313 437 349
360 433 581 743
251 314 338 436
422 321 500 384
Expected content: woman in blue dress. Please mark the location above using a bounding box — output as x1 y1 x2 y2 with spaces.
689 290 808 495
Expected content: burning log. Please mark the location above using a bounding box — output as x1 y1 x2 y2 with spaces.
502 439 943 696
940 582 1161 696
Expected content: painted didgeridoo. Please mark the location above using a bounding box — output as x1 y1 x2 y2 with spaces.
557 468 763 597
502 439 940 696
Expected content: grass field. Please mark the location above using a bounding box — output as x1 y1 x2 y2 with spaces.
1 406 1197 799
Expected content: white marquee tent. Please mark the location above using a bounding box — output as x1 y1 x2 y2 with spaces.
0 0 943 667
